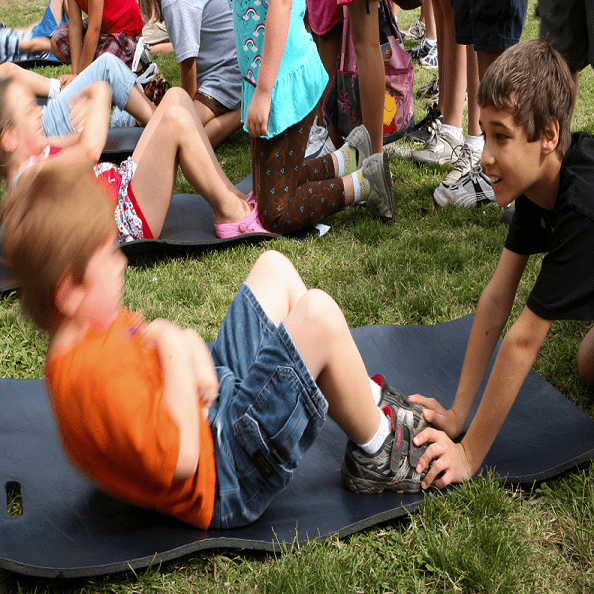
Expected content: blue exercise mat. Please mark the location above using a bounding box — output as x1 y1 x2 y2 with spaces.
0 174 278 295
1 315 593 578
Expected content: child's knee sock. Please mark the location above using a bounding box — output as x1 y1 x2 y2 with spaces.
334 145 359 177
357 410 392 454
348 169 370 204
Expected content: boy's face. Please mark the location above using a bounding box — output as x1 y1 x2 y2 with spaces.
6 82 45 158
77 238 127 331
480 105 549 209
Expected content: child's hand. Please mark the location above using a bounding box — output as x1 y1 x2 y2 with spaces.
182 329 219 410
69 81 111 133
409 393 464 439
58 73 77 89
246 87 272 138
413 428 472 489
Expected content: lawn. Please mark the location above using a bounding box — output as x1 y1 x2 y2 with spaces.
1 0 594 591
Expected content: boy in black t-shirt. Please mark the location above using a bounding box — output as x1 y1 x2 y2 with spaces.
408 38 594 488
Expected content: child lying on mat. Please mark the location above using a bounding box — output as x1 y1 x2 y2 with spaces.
0 75 265 239
2 172 430 529
0 53 155 134
410 39 594 489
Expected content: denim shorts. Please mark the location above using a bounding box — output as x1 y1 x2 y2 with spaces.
451 0 528 52
207 283 328 529
42 53 136 138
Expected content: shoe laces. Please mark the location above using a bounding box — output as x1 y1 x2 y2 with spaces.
450 144 474 174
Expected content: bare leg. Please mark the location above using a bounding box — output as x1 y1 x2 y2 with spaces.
193 100 243 149
347 0 385 154
124 84 156 126
245 251 381 444
0 62 52 96
466 45 480 137
130 87 250 236
423 0 437 40
477 49 503 80
433 0 466 128
578 326 594 386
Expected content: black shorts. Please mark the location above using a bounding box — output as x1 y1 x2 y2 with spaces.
539 0 594 72
451 0 529 52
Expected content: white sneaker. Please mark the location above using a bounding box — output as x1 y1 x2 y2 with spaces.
305 117 336 159
440 143 482 186
411 122 464 166
433 164 495 208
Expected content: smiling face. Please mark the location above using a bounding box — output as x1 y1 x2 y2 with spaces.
480 105 557 210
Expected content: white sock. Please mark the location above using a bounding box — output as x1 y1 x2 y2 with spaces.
358 410 391 454
369 377 382 405
465 134 484 152
425 38 437 46
48 78 61 98
440 124 464 141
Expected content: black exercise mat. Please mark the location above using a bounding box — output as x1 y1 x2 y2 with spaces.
1 315 594 578
0 175 278 296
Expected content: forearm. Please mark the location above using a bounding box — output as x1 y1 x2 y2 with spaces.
179 59 197 99
152 325 201 479
77 81 111 160
76 25 101 73
256 0 292 95
67 0 83 72
450 291 512 431
461 308 552 474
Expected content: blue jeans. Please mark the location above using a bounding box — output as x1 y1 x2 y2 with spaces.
42 53 136 137
207 283 328 529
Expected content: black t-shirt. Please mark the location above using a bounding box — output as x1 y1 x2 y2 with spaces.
504 132 594 321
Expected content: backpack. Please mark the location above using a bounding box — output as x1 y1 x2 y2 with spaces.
323 0 415 144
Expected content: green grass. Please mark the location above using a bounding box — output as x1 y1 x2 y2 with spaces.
1 0 594 591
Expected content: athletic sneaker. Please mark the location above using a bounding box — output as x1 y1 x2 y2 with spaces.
420 44 438 69
411 123 464 166
341 404 429 494
416 75 439 99
345 124 373 169
438 142 482 187
407 38 435 62
373 374 428 433
433 163 495 208
406 106 442 144
362 152 398 221
402 19 425 40
305 116 336 159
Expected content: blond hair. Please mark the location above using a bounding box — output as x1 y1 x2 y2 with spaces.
0 76 15 179
1 165 116 330
478 39 576 157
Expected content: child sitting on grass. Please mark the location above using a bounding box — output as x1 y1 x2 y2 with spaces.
0 75 266 240
1 169 429 528
410 39 594 488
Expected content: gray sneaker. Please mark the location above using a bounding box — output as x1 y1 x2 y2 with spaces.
362 153 398 221
341 404 429 494
411 122 464 166
402 19 425 41
434 163 495 208
373 375 428 434
345 124 372 169
440 143 482 187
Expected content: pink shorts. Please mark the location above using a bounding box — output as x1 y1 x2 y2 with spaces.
306 0 343 36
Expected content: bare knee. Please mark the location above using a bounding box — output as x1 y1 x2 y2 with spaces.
299 288 344 339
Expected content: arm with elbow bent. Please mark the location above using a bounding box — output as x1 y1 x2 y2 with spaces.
143 319 219 480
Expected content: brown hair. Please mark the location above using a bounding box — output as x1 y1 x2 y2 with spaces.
1 165 116 331
477 39 576 156
138 0 163 24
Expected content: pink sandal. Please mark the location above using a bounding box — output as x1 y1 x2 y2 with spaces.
214 202 273 239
